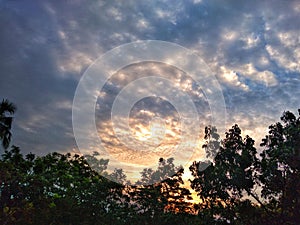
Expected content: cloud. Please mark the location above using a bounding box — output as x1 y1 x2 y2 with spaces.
91 62 210 174
0 0 299 182
219 66 249 91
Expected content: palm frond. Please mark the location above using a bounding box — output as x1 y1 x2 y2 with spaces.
0 99 16 115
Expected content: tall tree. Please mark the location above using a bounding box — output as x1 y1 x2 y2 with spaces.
259 109 300 224
0 99 16 149
190 125 260 223
132 158 193 218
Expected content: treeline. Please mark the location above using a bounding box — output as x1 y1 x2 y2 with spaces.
0 100 299 224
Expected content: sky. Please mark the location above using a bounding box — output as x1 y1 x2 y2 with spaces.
0 0 300 183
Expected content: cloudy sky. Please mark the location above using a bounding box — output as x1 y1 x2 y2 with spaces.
1 0 299 182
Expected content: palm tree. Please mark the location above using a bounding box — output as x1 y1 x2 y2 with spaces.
0 99 16 149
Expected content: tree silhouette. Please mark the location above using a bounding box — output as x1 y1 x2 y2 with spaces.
190 125 261 223
259 110 300 224
1 99 300 224
0 99 16 149
130 158 192 216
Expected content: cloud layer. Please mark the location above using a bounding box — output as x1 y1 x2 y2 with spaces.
0 0 299 180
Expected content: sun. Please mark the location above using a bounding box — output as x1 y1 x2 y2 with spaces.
133 120 166 142
134 126 151 141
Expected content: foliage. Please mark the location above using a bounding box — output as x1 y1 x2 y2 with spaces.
259 110 300 224
0 148 196 224
0 147 124 224
0 100 299 224
190 124 260 223
189 109 300 224
133 158 193 215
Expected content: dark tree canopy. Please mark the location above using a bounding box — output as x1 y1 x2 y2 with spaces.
0 100 299 224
